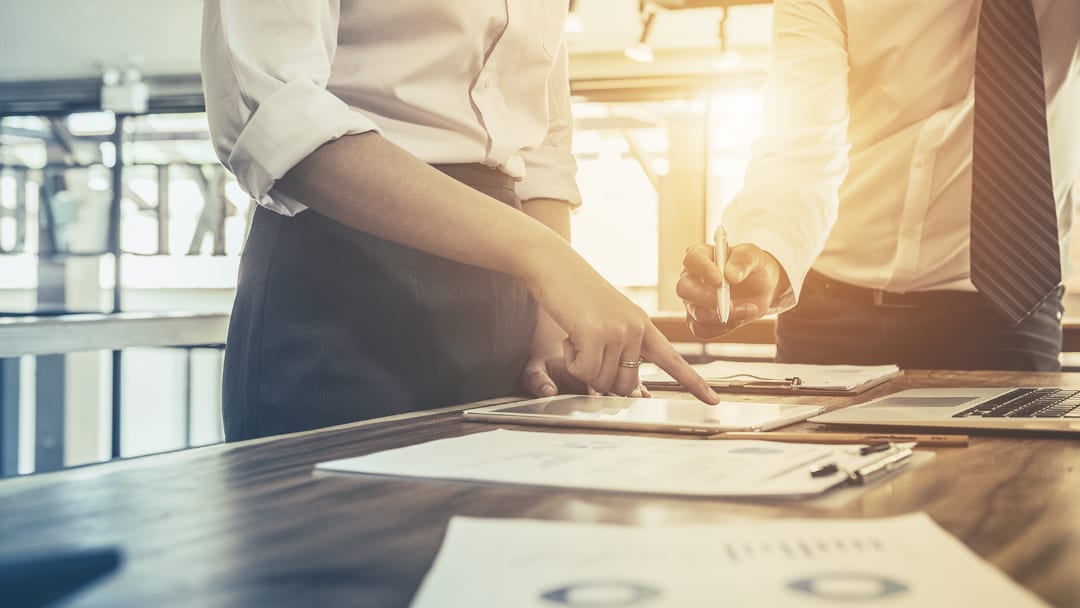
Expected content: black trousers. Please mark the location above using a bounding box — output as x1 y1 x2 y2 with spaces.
776 270 1063 371
222 164 537 441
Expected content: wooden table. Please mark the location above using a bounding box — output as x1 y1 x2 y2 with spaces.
1 370 1079 607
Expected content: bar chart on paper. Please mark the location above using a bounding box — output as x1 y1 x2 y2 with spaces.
410 513 1046 607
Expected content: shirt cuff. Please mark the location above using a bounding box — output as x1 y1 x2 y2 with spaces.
228 78 379 216
726 227 809 313
517 147 582 208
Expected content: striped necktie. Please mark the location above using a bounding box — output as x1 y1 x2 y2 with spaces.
969 0 1060 325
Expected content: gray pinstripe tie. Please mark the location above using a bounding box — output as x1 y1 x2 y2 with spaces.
969 0 1060 324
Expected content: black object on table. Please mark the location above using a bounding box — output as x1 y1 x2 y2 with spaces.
0 547 121 608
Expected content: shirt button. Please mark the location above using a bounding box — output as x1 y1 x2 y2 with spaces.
914 158 926 169
482 75 494 89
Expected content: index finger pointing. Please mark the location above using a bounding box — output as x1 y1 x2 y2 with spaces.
641 324 720 405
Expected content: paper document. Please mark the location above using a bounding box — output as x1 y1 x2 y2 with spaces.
411 513 1045 608
642 361 901 395
316 429 916 499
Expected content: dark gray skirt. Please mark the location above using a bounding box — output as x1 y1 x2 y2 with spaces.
222 164 538 441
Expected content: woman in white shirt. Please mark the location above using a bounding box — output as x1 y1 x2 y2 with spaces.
202 0 717 440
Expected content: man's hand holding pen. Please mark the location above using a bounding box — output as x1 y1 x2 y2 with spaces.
677 240 789 339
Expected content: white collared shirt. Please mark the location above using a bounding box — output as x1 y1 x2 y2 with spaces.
724 0 1080 300
202 0 580 216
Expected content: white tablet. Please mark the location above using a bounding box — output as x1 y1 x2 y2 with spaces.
462 395 824 434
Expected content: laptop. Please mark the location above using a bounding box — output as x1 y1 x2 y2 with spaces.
811 387 1080 433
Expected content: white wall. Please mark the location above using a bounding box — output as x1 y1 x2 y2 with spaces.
0 0 204 82
0 0 775 83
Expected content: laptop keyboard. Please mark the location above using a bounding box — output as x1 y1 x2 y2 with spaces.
953 388 1080 419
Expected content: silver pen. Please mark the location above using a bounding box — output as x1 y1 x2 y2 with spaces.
713 225 731 324
847 445 915 485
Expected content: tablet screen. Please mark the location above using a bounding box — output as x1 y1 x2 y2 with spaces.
464 395 822 433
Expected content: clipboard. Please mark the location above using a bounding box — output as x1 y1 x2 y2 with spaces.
641 361 902 396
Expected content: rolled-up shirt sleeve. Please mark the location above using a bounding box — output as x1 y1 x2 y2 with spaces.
721 0 850 306
516 41 583 207
202 0 379 215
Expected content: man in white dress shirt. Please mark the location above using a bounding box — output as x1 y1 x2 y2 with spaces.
202 1 717 440
678 0 1080 370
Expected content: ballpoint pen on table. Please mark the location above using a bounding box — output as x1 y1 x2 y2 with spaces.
706 373 804 390
714 225 730 324
843 446 915 485
809 444 915 486
708 431 969 447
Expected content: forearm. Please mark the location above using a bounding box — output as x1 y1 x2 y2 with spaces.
522 198 573 346
277 132 569 280
280 142 713 401
724 0 849 300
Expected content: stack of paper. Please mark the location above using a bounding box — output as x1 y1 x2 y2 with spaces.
411 514 1045 607
641 361 901 395
315 429 917 500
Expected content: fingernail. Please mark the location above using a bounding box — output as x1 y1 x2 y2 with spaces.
708 389 721 404
540 384 556 396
